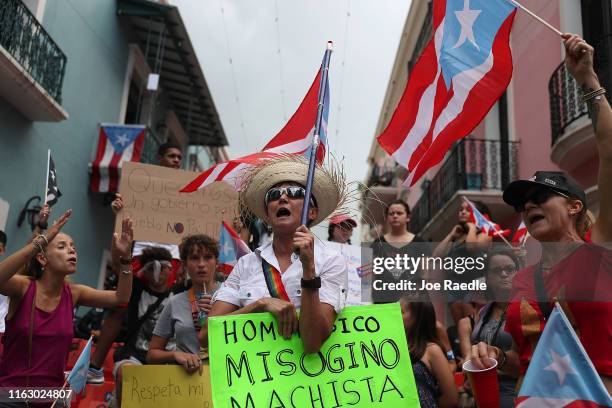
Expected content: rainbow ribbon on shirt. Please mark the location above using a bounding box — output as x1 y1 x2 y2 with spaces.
261 259 290 302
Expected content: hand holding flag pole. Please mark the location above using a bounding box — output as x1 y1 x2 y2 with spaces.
300 41 333 227
461 196 513 248
44 149 50 205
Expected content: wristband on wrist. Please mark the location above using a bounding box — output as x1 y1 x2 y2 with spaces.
581 87 606 103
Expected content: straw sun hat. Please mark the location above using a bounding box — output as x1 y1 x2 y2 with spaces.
240 154 347 226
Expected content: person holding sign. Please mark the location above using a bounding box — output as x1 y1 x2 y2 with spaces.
0 210 134 394
206 156 348 353
470 34 612 394
89 145 185 384
148 234 221 373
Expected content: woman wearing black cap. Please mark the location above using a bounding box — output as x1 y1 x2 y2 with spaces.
470 34 612 393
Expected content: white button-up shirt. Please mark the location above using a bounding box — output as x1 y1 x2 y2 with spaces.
213 241 348 313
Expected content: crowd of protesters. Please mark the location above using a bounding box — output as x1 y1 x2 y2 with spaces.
0 33 609 408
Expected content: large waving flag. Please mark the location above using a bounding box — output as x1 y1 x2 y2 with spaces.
90 124 146 193
66 336 93 393
218 221 251 275
516 305 612 407
377 0 517 186
182 60 329 192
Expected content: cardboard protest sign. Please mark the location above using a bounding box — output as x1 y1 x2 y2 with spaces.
209 304 419 408
324 242 372 305
115 162 238 245
121 364 212 408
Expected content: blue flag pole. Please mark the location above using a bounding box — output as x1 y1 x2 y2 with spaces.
300 41 333 226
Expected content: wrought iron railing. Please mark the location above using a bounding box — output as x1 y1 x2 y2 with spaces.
548 63 588 146
410 138 519 234
368 163 396 187
0 0 67 103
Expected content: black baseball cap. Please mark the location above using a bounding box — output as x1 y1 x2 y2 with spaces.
503 171 586 209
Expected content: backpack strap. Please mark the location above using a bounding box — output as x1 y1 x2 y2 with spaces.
534 263 553 320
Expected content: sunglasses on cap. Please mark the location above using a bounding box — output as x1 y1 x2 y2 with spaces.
513 188 571 212
265 186 314 205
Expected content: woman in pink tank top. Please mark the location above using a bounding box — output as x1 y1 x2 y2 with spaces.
0 210 134 404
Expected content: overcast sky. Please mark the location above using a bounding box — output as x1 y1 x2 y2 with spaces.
175 0 410 179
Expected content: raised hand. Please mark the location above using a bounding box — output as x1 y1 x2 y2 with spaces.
111 193 124 214
111 218 134 265
38 204 50 226
44 209 72 243
563 33 598 88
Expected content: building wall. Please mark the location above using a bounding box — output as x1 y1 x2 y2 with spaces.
0 0 130 288
509 0 562 180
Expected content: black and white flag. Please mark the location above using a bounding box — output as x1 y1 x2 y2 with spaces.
46 154 62 206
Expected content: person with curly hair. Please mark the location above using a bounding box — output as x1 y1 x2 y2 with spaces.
148 234 222 373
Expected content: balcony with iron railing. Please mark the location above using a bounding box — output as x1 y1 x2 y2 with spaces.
0 0 68 121
548 36 612 170
549 62 589 147
410 138 518 239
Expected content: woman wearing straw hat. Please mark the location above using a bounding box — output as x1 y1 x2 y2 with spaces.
204 156 348 353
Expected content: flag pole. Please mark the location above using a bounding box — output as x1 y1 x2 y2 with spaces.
507 0 563 36
300 41 333 226
496 230 514 248
50 378 69 408
44 149 50 205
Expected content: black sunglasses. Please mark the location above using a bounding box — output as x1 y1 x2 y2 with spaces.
265 186 306 204
514 188 570 212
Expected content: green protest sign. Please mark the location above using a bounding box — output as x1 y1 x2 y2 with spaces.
208 303 419 408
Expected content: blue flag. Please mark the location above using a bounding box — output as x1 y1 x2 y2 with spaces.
516 304 612 407
66 337 93 393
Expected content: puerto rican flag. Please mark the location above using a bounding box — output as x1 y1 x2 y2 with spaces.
464 197 509 237
377 0 517 186
512 221 529 245
515 304 612 407
181 59 329 192
218 221 251 275
90 124 145 193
